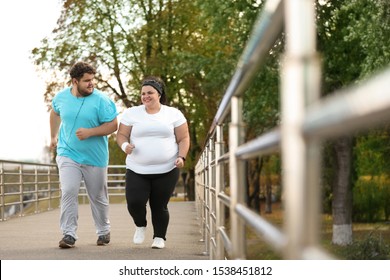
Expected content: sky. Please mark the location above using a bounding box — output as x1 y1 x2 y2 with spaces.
0 1 62 163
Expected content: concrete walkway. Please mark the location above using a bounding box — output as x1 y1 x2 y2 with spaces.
0 201 208 260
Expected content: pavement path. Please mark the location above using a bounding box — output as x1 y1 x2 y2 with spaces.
0 201 209 260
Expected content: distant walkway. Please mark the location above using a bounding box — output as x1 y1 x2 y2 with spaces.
0 202 208 260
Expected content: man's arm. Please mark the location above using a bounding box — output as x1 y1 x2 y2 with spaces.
76 117 118 140
50 110 61 150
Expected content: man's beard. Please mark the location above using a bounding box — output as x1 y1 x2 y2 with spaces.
78 85 93 97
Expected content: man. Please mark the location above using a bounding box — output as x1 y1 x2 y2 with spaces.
50 61 118 248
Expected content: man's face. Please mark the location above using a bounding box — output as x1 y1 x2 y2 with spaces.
75 73 95 97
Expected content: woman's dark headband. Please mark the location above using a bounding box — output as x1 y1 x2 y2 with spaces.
142 80 163 95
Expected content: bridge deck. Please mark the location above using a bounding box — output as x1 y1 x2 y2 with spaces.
0 201 208 260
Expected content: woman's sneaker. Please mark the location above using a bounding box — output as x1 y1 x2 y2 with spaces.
133 227 146 244
151 237 165 249
59 235 76 249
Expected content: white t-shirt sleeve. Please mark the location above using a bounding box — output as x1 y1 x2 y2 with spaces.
173 108 187 127
120 107 137 126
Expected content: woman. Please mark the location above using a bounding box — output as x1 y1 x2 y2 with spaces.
116 76 190 249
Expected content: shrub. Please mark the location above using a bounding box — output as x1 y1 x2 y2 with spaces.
343 231 390 260
381 184 390 221
353 180 383 222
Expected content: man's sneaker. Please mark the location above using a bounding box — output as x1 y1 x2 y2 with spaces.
97 232 110 246
133 227 146 244
151 237 165 249
59 235 76 249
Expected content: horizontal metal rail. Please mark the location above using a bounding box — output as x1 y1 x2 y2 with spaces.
0 160 60 221
303 68 390 139
0 160 127 221
235 129 281 159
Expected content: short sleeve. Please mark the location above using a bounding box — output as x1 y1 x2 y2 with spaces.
52 96 60 114
99 96 118 123
120 107 134 126
173 108 186 127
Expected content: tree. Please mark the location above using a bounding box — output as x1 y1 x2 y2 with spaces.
317 0 390 245
32 0 261 200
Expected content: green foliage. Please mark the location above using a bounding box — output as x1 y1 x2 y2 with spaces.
353 129 390 221
343 231 390 260
353 179 384 222
317 0 390 225
381 184 390 220
354 129 390 176
108 134 126 166
243 57 281 139
341 0 390 79
317 0 390 93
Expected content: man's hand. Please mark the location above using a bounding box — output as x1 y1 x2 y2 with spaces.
50 136 57 150
76 128 91 140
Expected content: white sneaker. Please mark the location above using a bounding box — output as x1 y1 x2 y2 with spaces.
133 227 146 244
151 237 165 249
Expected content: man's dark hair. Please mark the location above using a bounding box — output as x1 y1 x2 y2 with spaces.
69 61 96 80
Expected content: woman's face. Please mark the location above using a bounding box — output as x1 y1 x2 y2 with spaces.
141 85 160 106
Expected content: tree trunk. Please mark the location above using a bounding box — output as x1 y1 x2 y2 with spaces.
187 168 195 201
332 137 353 245
264 156 272 214
247 158 262 213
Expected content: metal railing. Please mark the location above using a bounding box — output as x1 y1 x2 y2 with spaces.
195 0 390 260
0 160 60 221
78 165 126 204
0 160 127 221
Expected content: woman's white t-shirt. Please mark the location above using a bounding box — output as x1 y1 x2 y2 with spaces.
120 104 187 174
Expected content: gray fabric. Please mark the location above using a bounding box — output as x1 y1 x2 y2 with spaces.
56 156 110 239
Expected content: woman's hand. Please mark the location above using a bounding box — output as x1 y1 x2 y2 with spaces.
175 157 185 168
122 143 135 154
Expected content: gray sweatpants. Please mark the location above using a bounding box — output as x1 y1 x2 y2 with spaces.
56 156 110 239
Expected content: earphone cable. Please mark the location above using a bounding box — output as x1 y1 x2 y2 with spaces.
63 97 85 152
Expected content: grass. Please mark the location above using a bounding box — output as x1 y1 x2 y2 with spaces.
245 202 390 259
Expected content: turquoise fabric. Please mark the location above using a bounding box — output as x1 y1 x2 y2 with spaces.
52 88 118 167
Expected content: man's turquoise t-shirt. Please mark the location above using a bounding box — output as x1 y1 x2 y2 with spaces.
52 88 118 167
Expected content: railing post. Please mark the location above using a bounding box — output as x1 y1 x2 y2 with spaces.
18 164 24 217
203 148 210 256
208 137 216 259
215 124 226 259
47 167 52 210
281 0 321 259
34 166 39 214
229 96 246 259
0 162 4 221
195 154 205 247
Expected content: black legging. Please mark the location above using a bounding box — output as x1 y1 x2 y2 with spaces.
125 168 179 240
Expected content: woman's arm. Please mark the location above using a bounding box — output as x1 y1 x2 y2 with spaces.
116 123 135 154
174 122 190 167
